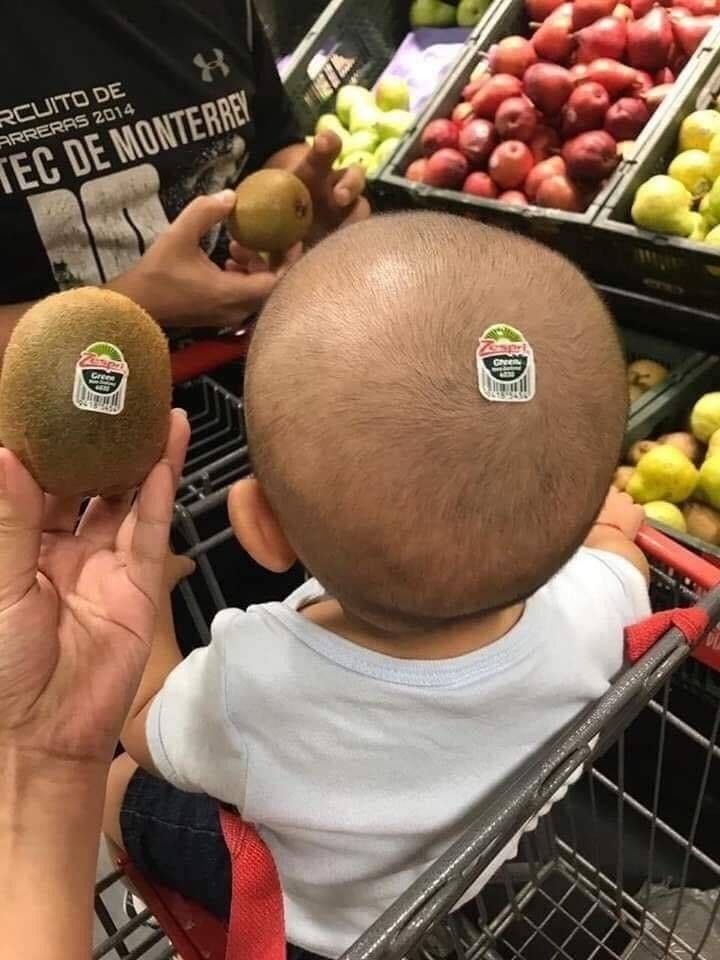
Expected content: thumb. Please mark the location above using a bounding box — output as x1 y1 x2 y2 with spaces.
170 189 237 244
164 551 196 588
0 450 43 610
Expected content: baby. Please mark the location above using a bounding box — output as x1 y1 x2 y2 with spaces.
105 212 650 959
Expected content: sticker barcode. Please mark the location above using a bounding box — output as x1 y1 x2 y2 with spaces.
478 365 535 403
73 375 126 415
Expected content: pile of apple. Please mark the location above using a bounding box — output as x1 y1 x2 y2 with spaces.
405 0 719 212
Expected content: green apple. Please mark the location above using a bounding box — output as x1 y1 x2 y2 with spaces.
374 137 401 169
410 0 457 28
679 110 720 152
377 109 414 141
631 175 694 237
342 150 378 174
348 100 382 135
707 131 720 181
704 176 720 227
342 129 380 156
457 0 492 26
689 212 710 242
701 192 720 229
375 77 410 112
335 85 373 127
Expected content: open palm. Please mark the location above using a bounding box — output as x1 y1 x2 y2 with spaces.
0 410 189 765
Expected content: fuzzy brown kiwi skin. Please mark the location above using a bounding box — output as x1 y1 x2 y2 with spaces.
0 288 171 497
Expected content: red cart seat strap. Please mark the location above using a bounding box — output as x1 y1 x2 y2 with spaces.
625 607 709 663
219 807 286 960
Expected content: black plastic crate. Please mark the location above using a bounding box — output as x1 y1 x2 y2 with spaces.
622 327 710 430
255 0 329 63
373 0 708 262
280 0 489 146
596 28 720 310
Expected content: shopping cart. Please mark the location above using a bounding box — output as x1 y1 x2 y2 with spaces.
93 351 720 960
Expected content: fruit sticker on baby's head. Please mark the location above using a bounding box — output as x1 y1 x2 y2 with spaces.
245 212 627 631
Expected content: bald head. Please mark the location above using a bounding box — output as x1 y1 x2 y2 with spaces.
246 213 626 630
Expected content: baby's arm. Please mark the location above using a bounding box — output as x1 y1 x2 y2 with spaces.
584 488 650 583
121 553 194 772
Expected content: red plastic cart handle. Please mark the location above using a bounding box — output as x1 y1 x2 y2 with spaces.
171 335 251 384
636 523 720 592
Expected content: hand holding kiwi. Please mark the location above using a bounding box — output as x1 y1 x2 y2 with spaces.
227 169 313 267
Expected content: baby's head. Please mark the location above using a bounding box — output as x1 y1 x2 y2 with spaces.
232 213 627 631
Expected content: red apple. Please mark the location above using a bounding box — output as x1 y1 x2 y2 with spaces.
463 78 487 102
424 148 468 189
529 124 561 160
499 189 528 204
458 118 497 167
452 102 476 126
561 81 610 136
577 17 628 62
569 63 591 83
673 15 715 56
463 171 499 198
630 0 654 16
421 119 458 155
654 66 674 83
572 0 616 29
472 74 524 118
626 8 673 71
586 58 639 97
488 140 534 188
667 5 691 21
489 37 538 77
524 155 567 199
531 12 575 63
526 0 566 20
523 63 573 115
604 96 649 138
684 0 718 14
495 96 538 141
613 4 634 21
633 69 654 95
405 158 427 182
535 174 582 210
563 129 618 180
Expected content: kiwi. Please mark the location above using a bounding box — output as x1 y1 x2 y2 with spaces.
627 359 669 392
227 169 313 253
683 502 720 545
0 287 171 497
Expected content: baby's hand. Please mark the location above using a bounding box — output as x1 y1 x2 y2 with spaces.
165 550 196 589
594 488 644 541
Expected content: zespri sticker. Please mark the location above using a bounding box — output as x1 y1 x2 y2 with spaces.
72 341 129 416
476 324 535 403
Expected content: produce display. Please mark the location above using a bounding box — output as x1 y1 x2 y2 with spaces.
402 0 718 212
630 104 720 246
312 79 415 175
411 0 491 28
615 389 720 545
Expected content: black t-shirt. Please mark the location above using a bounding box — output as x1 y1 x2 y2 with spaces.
0 0 301 304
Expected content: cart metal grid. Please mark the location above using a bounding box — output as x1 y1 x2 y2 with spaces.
93 377 720 960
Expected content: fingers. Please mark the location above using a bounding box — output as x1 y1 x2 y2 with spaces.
165 551 196 588
227 241 270 274
218 268 279 315
171 189 236 244
43 494 83 534
0 450 44 609
295 131 343 185
126 457 176 610
333 164 366 208
165 408 191 488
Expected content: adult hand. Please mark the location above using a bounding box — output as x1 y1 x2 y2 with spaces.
0 409 190 767
292 131 371 239
112 191 283 328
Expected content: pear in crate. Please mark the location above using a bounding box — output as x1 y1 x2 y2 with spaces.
631 175 694 236
626 445 698 503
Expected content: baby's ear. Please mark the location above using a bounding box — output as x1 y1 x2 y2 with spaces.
228 477 296 573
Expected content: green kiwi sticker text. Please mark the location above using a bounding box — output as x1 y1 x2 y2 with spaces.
72 341 129 416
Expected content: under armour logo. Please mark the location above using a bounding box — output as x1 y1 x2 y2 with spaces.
193 49 230 82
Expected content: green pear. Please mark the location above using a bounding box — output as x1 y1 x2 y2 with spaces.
626 445 698 504
700 192 719 229
374 137 401 169
631 175 694 237
377 109 414 141
689 212 710 241
342 150 378 174
704 177 720 227
679 110 720 152
690 392 720 443
410 0 458 27
707 132 720 181
342 129 380 156
457 0 492 26
335 85 373 127
375 77 410 112
697 455 720 510
643 501 687 532
348 100 382 135
668 150 712 197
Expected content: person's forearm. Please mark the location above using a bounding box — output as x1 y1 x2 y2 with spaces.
1 748 107 960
